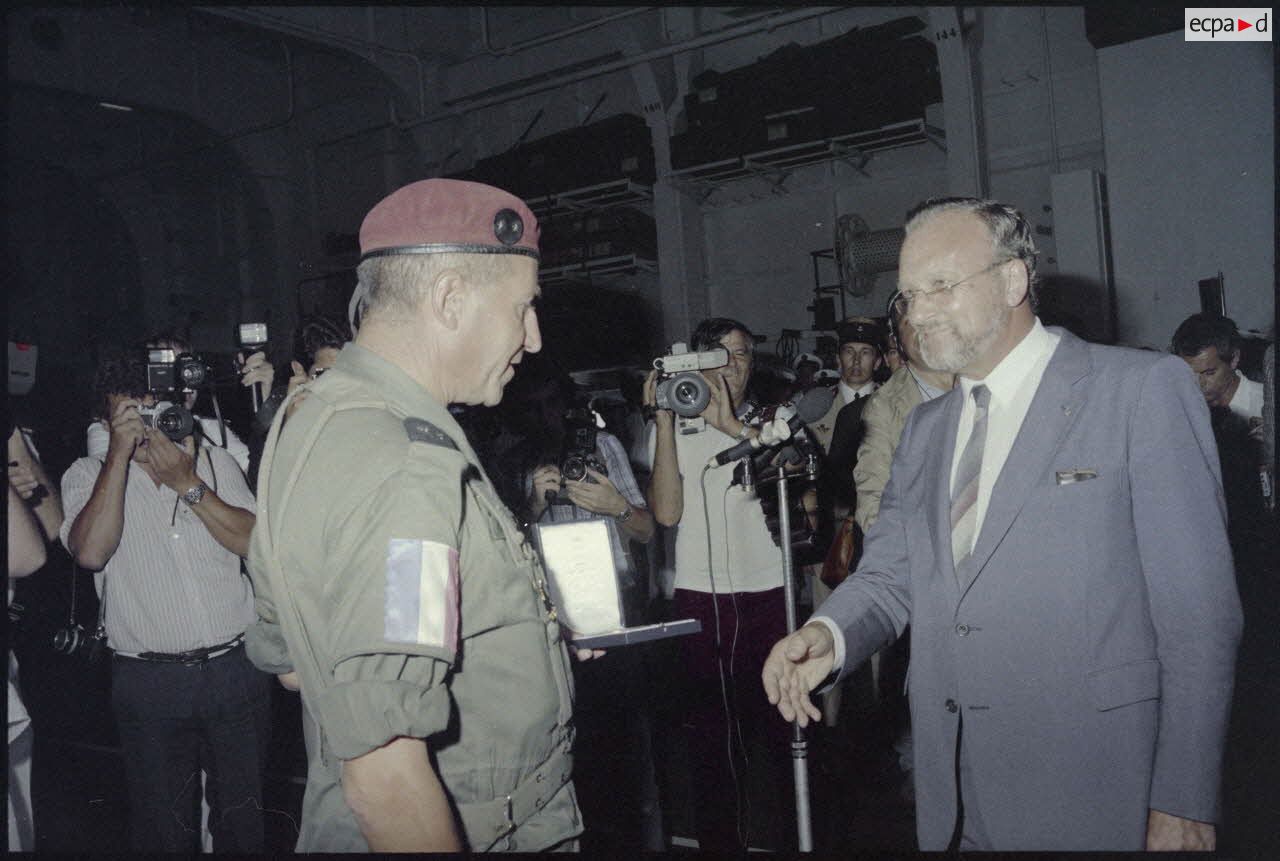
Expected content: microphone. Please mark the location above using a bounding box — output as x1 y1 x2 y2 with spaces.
709 416 793 467
709 384 838 468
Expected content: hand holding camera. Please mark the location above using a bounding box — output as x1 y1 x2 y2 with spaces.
106 396 148 461
562 466 627 516
701 371 742 437
528 464 563 520
144 429 199 494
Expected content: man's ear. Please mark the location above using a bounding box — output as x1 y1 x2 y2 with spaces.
429 268 467 331
1004 258 1030 307
1229 349 1241 371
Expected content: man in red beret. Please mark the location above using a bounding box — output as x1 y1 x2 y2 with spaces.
246 179 584 851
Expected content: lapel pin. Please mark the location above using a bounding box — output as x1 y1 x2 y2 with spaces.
1055 468 1098 485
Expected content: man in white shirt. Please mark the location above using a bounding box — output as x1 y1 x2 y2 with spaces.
763 197 1240 851
61 346 268 853
644 317 796 851
1171 312 1265 427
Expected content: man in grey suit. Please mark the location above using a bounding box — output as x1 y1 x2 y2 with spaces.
762 197 1242 851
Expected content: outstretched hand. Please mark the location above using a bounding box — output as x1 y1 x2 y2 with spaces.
761 622 836 727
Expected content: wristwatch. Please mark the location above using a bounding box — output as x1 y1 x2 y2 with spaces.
615 504 633 524
182 482 209 506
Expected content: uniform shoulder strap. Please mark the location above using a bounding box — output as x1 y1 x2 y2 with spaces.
403 417 458 450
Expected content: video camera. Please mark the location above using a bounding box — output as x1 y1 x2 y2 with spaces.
652 342 729 428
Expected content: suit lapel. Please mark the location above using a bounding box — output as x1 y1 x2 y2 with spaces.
956 329 1092 599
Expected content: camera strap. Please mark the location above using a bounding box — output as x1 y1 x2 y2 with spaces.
67 555 107 639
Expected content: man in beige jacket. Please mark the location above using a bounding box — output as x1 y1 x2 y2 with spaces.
853 303 955 532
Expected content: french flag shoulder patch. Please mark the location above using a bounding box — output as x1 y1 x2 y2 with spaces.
384 538 459 651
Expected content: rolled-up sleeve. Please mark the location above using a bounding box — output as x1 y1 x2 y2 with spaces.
307 450 468 760
58 457 99 547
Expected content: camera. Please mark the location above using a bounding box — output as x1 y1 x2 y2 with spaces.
142 347 211 441
146 347 210 394
138 400 195 441
52 624 107 664
653 342 728 419
551 407 608 503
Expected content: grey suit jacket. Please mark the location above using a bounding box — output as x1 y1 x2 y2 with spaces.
816 328 1242 850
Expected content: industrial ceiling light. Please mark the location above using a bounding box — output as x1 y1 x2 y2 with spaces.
97 101 134 112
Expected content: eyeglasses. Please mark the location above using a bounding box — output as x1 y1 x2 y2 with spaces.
891 258 1010 318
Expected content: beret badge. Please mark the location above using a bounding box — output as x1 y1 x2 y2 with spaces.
493 208 524 246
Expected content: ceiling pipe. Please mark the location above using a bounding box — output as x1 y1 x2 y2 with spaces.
392 6 838 130
207 7 426 117
479 6 657 56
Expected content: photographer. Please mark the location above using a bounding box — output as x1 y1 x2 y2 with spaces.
643 317 795 851
59 345 269 853
505 361 662 849
85 332 265 475
521 374 654 566
245 315 351 488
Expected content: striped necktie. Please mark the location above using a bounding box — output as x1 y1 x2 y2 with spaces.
950 384 991 575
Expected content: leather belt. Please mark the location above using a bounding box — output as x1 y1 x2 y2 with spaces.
116 634 245 665
455 740 573 851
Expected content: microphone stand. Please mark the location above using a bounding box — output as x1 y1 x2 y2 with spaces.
774 456 814 852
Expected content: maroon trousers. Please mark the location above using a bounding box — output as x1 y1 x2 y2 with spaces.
672 587 794 851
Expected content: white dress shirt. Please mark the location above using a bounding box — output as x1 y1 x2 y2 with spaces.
815 318 1060 672
838 379 877 405
59 445 257 654
949 318 1060 549
1227 372 1263 421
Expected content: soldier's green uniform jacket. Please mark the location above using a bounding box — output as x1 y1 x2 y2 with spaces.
246 343 581 852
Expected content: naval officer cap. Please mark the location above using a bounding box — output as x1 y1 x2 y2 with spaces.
359 178 540 262
836 316 886 351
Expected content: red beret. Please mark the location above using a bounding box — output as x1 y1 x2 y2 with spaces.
359 178 540 261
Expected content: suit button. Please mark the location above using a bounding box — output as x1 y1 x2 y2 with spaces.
955 623 970 636
945 698 958 713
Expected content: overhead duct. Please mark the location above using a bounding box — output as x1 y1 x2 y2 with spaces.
834 213 902 297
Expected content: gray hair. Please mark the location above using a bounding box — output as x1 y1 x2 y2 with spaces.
904 197 1040 311
356 252 518 324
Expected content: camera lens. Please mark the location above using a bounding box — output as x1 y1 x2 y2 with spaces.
562 456 587 482
673 379 701 406
155 405 195 440
53 627 76 654
177 357 206 387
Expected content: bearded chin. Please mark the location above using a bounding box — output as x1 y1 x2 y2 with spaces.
917 304 1008 376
